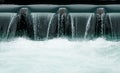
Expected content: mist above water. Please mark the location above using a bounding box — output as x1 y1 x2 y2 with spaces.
0 38 120 73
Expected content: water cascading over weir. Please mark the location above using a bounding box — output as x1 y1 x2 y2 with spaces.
0 4 120 41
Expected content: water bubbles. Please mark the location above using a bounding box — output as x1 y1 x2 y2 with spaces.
0 38 120 73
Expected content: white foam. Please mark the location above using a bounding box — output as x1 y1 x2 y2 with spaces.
0 38 120 73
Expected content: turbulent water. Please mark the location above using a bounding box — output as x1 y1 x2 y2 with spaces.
0 38 120 73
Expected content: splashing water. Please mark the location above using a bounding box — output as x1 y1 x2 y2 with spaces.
0 38 120 73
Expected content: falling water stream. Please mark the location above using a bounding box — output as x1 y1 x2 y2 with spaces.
107 13 120 39
6 14 17 39
84 13 93 39
31 13 55 40
0 13 17 40
69 13 94 38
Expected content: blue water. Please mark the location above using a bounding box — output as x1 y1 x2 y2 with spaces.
0 38 120 73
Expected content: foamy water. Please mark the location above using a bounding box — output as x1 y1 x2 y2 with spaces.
0 38 120 73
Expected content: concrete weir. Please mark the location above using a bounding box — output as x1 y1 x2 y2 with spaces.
0 4 120 40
